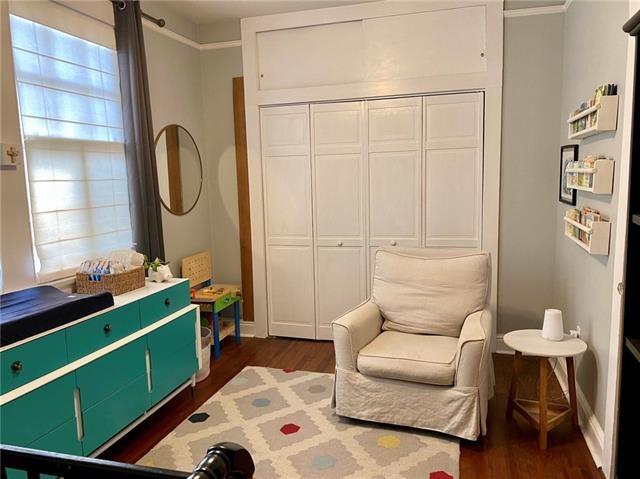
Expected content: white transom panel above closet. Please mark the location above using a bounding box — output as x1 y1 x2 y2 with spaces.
260 93 484 340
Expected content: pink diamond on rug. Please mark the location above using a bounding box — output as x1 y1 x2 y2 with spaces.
138 366 460 478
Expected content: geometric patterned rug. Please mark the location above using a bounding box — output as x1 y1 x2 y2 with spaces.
138 367 459 479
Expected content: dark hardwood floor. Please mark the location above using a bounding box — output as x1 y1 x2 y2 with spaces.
101 337 603 479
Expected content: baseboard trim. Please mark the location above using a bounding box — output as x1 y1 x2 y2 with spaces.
240 320 255 337
549 357 604 468
496 333 514 355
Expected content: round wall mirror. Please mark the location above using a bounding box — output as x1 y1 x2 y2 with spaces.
155 124 203 215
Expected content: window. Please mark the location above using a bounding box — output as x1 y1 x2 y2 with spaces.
9 14 133 282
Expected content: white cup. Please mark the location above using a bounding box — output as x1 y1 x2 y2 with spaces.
542 309 564 341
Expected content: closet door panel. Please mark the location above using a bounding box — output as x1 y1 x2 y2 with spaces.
266 245 316 339
369 150 421 246
312 102 365 245
260 105 310 157
424 93 483 150
423 93 483 247
368 97 421 152
264 154 312 244
425 149 482 246
315 246 366 340
314 153 363 244
312 103 363 155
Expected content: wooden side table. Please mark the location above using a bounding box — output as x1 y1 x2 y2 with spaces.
504 329 587 449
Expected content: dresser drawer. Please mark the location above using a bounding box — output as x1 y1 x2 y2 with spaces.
1 373 76 447
66 302 140 361
82 374 150 454
150 341 198 406
75 338 147 410
0 331 68 395
29 418 83 456
139 281 190 328
147 310 197 355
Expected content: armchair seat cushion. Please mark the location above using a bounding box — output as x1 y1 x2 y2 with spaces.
357 331 458 386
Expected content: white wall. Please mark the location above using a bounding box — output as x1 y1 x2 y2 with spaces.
552 0 629 426
1 1 37 291
498 11 564 333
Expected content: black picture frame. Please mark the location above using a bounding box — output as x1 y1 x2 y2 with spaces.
559 144 578 205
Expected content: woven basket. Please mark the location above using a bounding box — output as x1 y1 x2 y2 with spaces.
76 266 145 296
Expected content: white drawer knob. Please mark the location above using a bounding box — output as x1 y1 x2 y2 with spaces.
390 240 397 246
337 241 343 246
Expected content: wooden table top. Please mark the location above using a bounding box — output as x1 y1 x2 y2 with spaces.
191 283 241 303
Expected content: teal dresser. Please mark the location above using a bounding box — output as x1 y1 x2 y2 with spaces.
0 279 199 475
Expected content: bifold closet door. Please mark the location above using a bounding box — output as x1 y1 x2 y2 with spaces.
367 97 422 279
261 105 316 339
423 93 483 247
311 102 367 340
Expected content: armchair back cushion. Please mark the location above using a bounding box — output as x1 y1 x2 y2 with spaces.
372 249 489 337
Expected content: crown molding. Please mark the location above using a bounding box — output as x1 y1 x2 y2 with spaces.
142 18 241 51
503 4 566 18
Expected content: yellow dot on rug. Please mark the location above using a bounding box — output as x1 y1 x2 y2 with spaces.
377 434 401 448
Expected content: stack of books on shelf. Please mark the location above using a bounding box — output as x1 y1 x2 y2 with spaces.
566 154 609 189
568 84 618 136
565 207 608 244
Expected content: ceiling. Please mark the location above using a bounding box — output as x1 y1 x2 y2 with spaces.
156 0 372 25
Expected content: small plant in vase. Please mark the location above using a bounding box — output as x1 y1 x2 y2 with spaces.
144 256 173 282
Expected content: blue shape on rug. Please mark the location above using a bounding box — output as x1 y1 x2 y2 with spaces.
312 455 337 470
252 397 271 407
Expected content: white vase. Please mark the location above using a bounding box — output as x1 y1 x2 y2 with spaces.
542 309 564 341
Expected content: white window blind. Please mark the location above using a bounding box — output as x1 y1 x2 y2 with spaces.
10 14 133 283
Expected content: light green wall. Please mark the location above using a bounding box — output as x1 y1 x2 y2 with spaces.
143 26 213 272
498 12 564 334
200 47 244 286
552 0 629 424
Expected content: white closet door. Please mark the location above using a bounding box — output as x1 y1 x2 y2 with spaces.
311 102 367 339
261 105 315 338
266 245 316 338
423 93 483 247
368 97 422 250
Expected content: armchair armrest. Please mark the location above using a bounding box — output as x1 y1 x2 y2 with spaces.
332 300 383 371
455 309 493 387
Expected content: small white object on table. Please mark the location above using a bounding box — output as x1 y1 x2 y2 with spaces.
503 329 587 450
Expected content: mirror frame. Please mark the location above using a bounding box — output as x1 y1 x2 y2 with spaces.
154 123 203 216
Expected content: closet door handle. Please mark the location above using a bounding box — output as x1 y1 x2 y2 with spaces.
337 241 343 246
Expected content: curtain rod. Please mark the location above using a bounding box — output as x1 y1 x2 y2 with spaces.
111 1 166 28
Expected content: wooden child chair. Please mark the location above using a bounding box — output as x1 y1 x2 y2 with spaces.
181 251 241 359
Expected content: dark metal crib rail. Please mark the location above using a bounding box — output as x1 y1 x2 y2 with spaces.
0 442 254 479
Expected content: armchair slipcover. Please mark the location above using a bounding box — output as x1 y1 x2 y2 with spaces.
331 248 494 440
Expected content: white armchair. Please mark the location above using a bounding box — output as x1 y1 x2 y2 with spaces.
332 248 494 440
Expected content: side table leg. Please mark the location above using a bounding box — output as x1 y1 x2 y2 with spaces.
234 301 241 343
539 357 549 450
212 311 221 360
507 351 522 419
566 356 579 429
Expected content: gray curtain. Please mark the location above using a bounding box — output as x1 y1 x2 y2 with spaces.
112 0 165 260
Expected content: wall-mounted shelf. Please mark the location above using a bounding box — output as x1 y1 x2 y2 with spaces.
566 159 614 194
563 215 611 255
567 96 618 140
